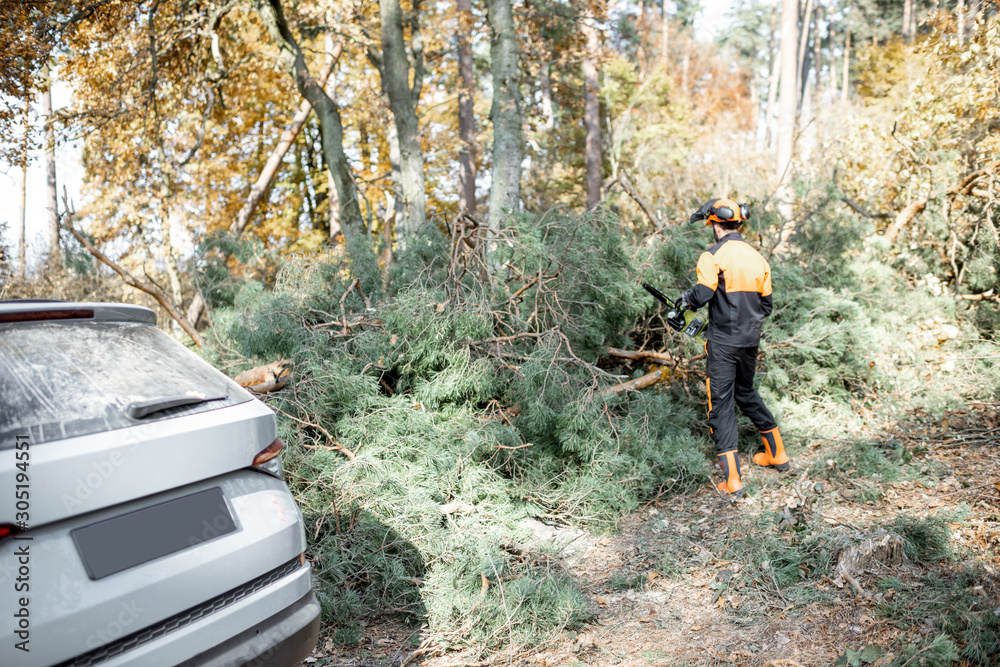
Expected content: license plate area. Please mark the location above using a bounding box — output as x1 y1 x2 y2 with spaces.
72 487 237 580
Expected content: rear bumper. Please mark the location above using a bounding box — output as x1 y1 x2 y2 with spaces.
182 589 320 667
59 559 316 667
0 469 312 667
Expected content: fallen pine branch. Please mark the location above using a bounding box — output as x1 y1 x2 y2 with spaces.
273 406 356 460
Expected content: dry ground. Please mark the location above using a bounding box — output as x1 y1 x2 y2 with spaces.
305 403 1000 667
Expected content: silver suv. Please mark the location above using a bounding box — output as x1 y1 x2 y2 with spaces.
0 301 319 666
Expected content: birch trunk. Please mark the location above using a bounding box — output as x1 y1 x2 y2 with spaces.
229 47 338 237
457 0 477 214
958 0 965 47
766 3 781 149
582 19 602 208
842 31 850 103
41 66 60 268
254 0 381 299
660 1 669 66
379 0 427 249
774 0 800 244
828 12 837 96
812 4 822 101
16 93 29 279
903 0 913 41
487 0 523 224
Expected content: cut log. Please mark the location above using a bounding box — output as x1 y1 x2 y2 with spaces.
235 359 293 393
605 367 669 395
607 347 675 366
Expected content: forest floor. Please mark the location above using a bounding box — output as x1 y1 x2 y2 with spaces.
304 402 1000 667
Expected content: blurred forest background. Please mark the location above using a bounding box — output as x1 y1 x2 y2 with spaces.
2 0 1000 664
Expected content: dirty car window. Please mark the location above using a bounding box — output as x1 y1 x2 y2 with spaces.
0 321 250 446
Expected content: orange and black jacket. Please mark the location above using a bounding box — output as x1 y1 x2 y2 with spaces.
687 232 773 348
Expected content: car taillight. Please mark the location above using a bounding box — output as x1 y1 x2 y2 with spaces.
252 438 285 478
0 523 21 543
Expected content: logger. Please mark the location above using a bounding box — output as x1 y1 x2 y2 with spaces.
642 282 707 343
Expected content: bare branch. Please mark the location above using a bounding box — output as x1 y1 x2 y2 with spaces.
62 187 205 347
883 198 928 245
615 169 660 228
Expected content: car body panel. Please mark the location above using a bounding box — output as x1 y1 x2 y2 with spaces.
0 469 308 666
0 400 275 528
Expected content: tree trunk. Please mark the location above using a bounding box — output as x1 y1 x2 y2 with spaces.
681 46 690 95
796 0 813 109
774 0 800 234
765 0 780 149
41 66 60 268
903 0 913 41
957 0 965 47
812 4 822 101
379 0 427 248
842 30 850 103
385 111 403 232
828 12 837 96
967 0 981 39
582 18 602 209
660 1 669 66
751 70 762 144
327 166 341 240
254 0 381 299
540 60 555 132
457 0 477 215
16 92 29 279
229 47 338 237
487 0 523 224
324 35 341 242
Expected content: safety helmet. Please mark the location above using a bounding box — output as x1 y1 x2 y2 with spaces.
689 198 750 226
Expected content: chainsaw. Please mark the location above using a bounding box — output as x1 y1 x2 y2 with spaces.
642 283 708 343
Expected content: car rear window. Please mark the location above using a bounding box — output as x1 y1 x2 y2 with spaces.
0 320 252 446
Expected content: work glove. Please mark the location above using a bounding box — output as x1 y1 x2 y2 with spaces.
681 289 695 309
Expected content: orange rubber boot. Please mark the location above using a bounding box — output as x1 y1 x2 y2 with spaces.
753 427 790 471
717 450 744 497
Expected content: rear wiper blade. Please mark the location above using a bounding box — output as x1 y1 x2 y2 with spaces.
126 393 226 420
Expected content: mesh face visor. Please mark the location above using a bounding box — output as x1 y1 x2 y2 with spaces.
689 198 720 224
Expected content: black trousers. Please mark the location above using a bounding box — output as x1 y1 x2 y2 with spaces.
705 340 777 455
